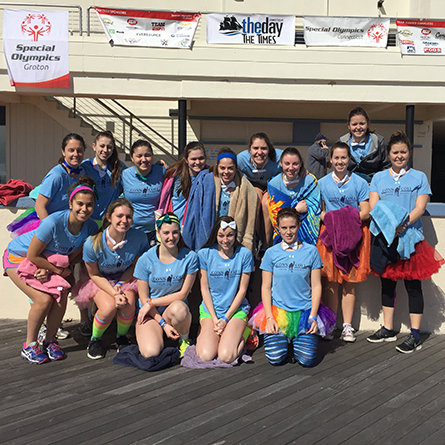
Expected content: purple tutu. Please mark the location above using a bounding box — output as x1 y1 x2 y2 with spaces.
72 277 138 310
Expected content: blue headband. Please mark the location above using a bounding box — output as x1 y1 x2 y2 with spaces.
217 152 237 163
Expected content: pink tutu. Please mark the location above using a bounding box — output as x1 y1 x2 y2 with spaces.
71 277 138 309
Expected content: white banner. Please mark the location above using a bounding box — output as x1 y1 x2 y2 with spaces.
397 19 445 55
207 14 295 45
304 17 390 47
3 9 69 88
94 8 200 48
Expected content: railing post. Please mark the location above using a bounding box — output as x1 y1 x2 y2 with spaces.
406 104 415 168
178 100 187 156
73 97 76 118
129 114 133 150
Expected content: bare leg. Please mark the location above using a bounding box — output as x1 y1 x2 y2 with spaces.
163 300 191 335
136 318 164 358
410 313 422 330
382 306 395 330
323 281 339 315
45 292 68 341
195 318 219 361
341 282 356 325
218 318 247 363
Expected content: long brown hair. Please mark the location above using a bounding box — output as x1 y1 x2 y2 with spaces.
280 147 307 179
58 133 86 165
93 130 122 187
165 141 206 200
210 147 237 177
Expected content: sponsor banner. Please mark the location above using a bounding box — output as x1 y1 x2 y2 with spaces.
397 19 445 55
3 9 69 88
206 14 295 45
303 16 390 47
94 8 200 48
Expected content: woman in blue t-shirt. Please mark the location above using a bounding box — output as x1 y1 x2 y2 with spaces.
249 207 335 366
134 213 199 359
122 140 166 246
317 142 371 343
74 198 149 360
367 131 444 353
196 216 254 363
4 177 98 364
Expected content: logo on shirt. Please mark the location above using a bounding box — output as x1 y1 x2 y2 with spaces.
380 186 413 197
209 269 241 279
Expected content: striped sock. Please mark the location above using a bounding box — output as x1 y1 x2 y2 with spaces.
117 311 135 338
92 313 112 339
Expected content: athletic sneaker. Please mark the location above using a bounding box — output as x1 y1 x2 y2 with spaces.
57 326 70 340
395 334 422 354
38 323 47 343
21 342 50 364
367 326 397 343
87 338 105 360
43 341 66 361
341 324 356 343
178 339 190 358
79 322 92 337
115 335 130 352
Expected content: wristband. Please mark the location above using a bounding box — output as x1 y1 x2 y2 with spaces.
158 318 167 328
146 298 152 308
116 281 123 286
266 317 274 321
309 315 317 322
221 315 229 323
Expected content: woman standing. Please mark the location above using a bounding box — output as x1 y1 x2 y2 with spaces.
4 177 98 364
367 131 444 353
317 142 371 342
338 107 390 183
196 216 254 363
122 140 166 245
134 213 198 358
74 198 149 359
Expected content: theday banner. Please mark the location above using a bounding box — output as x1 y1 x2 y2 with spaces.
206 14 295 45
303 17 390 47
3 9 69 88
396 19 445 55
94 8 200 48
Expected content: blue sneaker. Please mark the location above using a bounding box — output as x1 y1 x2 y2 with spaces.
43 341 66 361
21 342 50 364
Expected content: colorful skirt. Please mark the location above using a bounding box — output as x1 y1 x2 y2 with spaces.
316 223 371 284
372 239 445 281
71 276 139 310
248 302 336 338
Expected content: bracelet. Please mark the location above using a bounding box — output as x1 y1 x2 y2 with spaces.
309 315 317 322
116 281 123 286
221 315 229 323
146 298 152 308
158 318 167 328
266 317 274 321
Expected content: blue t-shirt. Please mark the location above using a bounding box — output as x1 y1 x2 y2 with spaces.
81 158 127 221
370 168 431 232
198 245 254 318
122 165 166 233
218 189 231 218
39 164 84 215
8 210 98 257
268 172 317 201
237 149 283 187
134 246 199 300
319 172 369 212
260 242 323 312
82 227 149 280
350 135 372 164
171 175 197 225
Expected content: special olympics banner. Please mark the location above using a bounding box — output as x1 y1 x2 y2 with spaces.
304 17 390 47
397 19 445 55
3 9 69 88
94 8 200 48
207 14 295 45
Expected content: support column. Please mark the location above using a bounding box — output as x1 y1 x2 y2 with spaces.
178 100 187 157
406 104 415 167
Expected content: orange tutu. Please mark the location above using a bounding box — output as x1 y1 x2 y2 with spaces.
316 222 371 284
372 239 444 281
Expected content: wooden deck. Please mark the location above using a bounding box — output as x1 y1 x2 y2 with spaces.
2 319 445 445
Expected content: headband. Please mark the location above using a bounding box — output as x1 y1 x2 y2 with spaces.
69 185 98 202
221 220 236 230
217 152 237 163
156 213 180 229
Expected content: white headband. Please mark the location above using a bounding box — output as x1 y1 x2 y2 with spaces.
221 220 236 230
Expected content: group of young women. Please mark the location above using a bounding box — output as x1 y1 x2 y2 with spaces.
4 106 443 367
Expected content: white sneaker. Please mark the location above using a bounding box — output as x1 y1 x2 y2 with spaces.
341 324 356 343
56 327 70 340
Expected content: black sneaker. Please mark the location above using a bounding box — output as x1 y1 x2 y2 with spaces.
87 338 104 360
367 326 397 343
115 336 130 352
79 322 92 337
395 334 422 354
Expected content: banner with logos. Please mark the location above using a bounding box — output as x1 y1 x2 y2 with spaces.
3 9 69 88
207 14 295 45
94 8 200 48
397 19 445 55
303 17 390 47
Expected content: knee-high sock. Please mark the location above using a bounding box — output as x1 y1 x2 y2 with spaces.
92 313 112 339
117 311 134 337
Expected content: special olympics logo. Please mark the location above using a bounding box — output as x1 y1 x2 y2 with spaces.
21 13 51 42
367 23 388 43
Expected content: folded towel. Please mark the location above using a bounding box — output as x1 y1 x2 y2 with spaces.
181 344 252 369
113 345 180 371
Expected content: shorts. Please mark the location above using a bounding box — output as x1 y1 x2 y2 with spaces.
199 304 248 322
3 249 25 276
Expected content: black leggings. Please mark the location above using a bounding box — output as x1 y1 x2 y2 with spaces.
381 277 424 314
